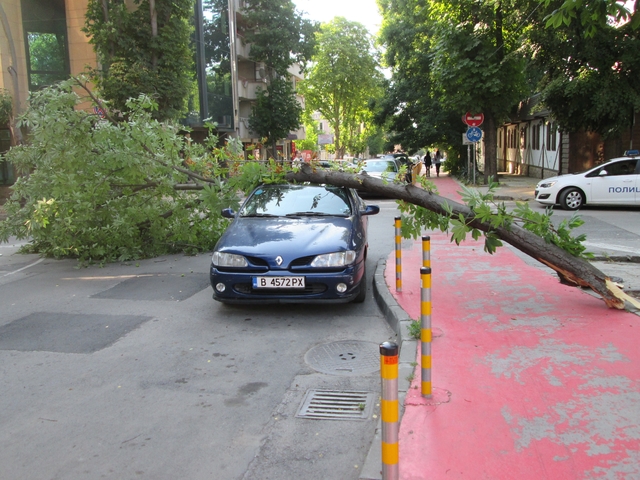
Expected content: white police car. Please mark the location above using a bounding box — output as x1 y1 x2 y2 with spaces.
535 151 640 210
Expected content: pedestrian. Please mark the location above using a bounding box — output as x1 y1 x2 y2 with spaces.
423 151 432 177
434 149 442 177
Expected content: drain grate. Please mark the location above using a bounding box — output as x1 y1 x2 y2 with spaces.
295 389 375 421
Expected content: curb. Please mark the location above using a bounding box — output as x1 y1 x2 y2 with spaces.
359 258 416 480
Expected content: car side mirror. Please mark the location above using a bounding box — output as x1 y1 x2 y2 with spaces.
599 170 608 176
221 208 236 218
362 205 380 216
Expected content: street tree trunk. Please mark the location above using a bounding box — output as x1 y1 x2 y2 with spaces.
286 164 636 310
484 114 498 184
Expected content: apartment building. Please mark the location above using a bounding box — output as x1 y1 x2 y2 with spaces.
0 0 305 191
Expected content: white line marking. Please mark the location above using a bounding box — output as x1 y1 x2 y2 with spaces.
3 258 44 276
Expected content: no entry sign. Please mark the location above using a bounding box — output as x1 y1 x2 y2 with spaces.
463 112 484 127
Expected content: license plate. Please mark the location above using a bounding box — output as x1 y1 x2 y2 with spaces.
252 276 306 289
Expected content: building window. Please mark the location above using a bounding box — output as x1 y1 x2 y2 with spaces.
318 122 324 132
21 0 70 91
532 123 541 150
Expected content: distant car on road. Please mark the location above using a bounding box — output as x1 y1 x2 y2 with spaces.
361 158 406 183
210 183 380 304
535 153 639 210
381 153 413 182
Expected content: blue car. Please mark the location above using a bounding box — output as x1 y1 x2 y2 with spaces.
210 183 380 304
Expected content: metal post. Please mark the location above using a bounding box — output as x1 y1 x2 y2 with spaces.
422 235 431 268
380 341 399 480
394 216 402 292
467 144 471 183
473 143 476 185
420 267 432 398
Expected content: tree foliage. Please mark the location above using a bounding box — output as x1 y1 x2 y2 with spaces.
83 0 193 121
0 78 243 263
528 1 640 138
240 0 317 157
242 0 317 75
1 81 633 308
249 77 304 158
377 0 530 182
299 17 383 158
543 0 639 38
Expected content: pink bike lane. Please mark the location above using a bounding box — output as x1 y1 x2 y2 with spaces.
385 175 640 479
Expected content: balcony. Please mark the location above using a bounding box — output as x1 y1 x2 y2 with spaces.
235 35 250 59
237 78 267 101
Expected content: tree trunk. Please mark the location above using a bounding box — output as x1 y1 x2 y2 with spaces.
286 164 635 309
150 0 158 69
484 114 498 184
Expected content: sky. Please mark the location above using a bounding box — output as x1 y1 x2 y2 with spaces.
292 0 383 35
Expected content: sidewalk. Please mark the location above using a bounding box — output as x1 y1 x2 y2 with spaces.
370 174 640 479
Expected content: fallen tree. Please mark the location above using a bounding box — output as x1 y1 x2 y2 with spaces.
286 163 639 310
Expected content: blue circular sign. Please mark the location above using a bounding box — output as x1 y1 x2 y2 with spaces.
466 127 483 143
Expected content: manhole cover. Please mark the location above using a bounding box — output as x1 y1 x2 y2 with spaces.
304 340 380 376
296 389 375 421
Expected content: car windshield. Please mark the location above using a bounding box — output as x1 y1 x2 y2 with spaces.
363 160 397 173
239 185 353 217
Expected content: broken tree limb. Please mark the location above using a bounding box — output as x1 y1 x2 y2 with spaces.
286 164 630 309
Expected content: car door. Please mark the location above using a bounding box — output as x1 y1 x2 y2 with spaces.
588 159 639 205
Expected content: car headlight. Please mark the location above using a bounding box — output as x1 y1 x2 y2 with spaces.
310 251 357 268
538 181 557 189
212 252 248 267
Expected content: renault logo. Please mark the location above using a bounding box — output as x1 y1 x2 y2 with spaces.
275 255 283 265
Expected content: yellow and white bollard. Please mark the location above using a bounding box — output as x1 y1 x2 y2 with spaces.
380 341 399 480
422 235 431 268
421 267 432 398
394 217 402 292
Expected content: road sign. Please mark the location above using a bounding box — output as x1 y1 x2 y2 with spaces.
463 112 484 127
465 127 483 143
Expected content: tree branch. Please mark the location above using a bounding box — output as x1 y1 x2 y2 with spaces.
286 164 636 309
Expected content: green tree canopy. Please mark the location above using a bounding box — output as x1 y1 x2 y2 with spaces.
243 0 317 76
378 0 531 182
249 77 303 158
528 1 640 138
0 78 242 262
240 0 317 157
83 0 193 121
299 17 384 158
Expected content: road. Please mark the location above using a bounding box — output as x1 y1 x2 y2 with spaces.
1 196 638 479
532 204 640 258
0 199 399 480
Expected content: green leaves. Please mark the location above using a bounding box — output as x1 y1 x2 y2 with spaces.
0 79 242 264
299 17 383 158
396 177 589 259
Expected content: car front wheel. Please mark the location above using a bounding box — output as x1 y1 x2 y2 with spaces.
559 188 584 210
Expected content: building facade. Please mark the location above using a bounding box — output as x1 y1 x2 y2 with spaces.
0 0 305 196
496 96 640 178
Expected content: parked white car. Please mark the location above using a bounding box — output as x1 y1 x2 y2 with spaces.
535 152 639 210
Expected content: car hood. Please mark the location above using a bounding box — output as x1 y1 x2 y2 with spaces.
215 216 358 263
537 172 580 185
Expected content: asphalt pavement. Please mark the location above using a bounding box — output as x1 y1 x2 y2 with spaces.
361 172 640 480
